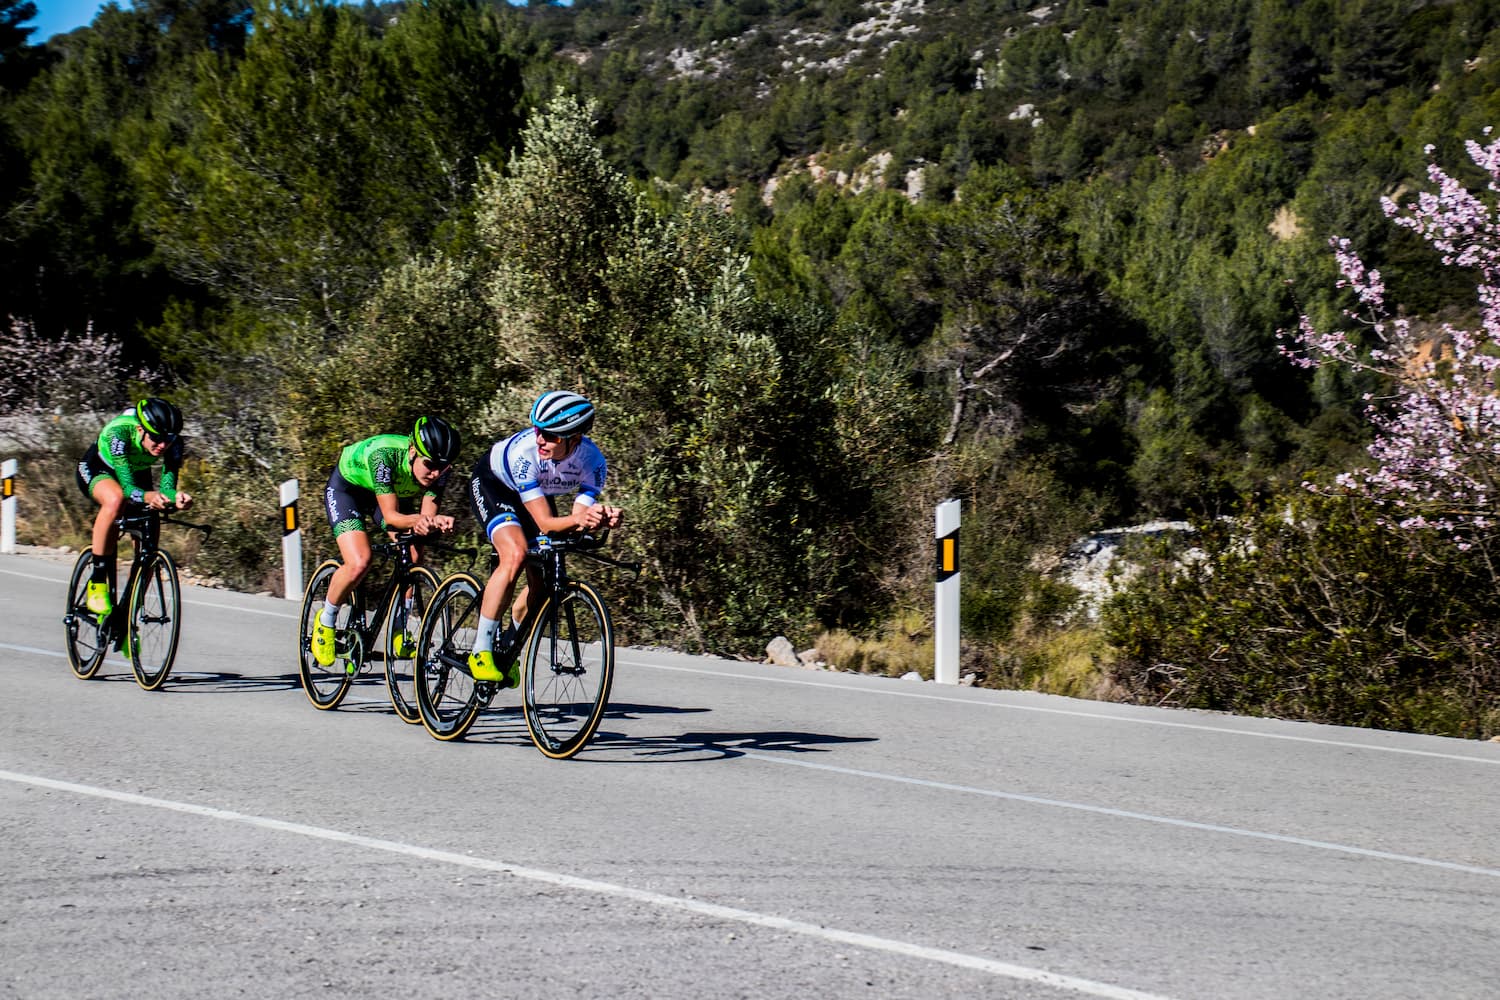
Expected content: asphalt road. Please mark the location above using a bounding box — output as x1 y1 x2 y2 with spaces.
2 549 1498 1000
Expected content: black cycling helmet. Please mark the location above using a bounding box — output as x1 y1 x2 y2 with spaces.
411 414 461 466
530 390 595 436
135 397 183 441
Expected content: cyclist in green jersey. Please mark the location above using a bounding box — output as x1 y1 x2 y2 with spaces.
311 415 462 667
74 398 193 616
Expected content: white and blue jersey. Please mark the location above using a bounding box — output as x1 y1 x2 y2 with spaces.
468 429 607 540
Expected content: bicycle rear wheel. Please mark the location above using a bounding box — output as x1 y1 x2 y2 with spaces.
63 551 109 679
522 580 615 759
415 572 486 741
128 550 181 690
297 560 359 710
385 564 438 724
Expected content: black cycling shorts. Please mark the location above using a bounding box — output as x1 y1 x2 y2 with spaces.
468 456 540 542
76 440 185 500
75 444 115 499
322 467 393 538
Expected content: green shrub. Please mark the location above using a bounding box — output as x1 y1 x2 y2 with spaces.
1102 490 1500 738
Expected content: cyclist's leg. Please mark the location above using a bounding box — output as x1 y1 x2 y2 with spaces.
321 466 378 609
86 475 125 616
327 528 374 608
467 468 532 684
509 562 543 637
465 522 525 683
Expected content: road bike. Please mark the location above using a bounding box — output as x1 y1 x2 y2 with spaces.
62 507 211 690
296 532 475 720
415 533 640 758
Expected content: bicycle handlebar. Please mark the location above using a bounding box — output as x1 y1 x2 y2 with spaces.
161 514 213 536
117 507 213 539
378 531 479 560
530 532 642 577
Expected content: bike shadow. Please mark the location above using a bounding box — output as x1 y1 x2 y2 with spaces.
85 668 307 694
410 700 874 760
586 722 878 763
531 701 876 762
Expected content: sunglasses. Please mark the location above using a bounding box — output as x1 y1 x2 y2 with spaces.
416 455 451 475
145 430 178 446
536 429 577 445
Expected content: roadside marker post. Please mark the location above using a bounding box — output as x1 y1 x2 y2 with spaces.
1 459 15 554
935 498 960 685
280 478 301 601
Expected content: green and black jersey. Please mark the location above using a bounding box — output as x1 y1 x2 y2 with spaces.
76 411 184 505
324 434 450 537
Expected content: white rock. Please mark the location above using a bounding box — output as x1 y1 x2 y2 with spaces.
765 635 799 667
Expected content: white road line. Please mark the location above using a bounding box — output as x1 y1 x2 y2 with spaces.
0 768 1178 1000
0 565 297 617
745 753 1500 879
0 567 71 583
626 658 1500 767
185 598 297 618
17 626 1484 880
1 641 88 661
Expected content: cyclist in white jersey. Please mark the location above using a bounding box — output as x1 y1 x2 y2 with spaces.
465 390 623 684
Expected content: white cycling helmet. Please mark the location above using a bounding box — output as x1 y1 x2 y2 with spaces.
530 390 595 436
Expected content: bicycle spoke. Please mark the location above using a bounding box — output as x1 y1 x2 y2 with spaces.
386 565 438 724
63 552 109 679
297 561 357 710
415 574 486 741
523 581 615 759
130 552 181 690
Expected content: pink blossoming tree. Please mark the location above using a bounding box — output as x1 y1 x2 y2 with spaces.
1282 130 1500 545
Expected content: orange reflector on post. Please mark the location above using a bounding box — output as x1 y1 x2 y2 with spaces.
936 529 959 582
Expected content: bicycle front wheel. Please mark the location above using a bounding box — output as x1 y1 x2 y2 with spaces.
129 550 182 690
63 551 109 679
522 580 615 759
297 560 357 710
415 572 486 741
385 564 438 724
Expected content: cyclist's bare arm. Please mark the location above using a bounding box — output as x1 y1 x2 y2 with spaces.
421 494 454 533
523 495 599 535
375 492 446 535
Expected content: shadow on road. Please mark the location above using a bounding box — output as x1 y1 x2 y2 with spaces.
451 701 875 763
83 670 877 761
586 704 877 762
82 668 305 693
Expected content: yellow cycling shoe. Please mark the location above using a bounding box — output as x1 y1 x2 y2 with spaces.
311 619 337 667
85 580 112 617
390 631 416 660
467 650 519 688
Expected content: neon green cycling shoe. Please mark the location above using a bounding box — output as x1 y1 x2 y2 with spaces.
468 650 519 688
311 619 337 667
85 580 112 618
390 631 416 660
